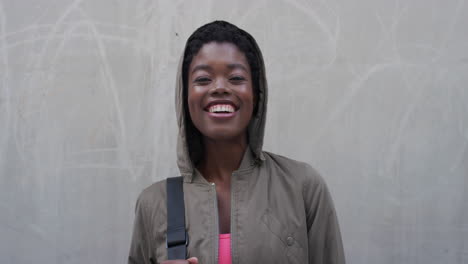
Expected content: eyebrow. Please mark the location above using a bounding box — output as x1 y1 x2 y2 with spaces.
226 63 248 72
191 63 248 74
191 64 212 74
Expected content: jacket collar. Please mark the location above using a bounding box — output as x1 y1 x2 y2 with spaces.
189 146 257 184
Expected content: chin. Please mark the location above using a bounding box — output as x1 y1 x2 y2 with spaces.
203 129 245 142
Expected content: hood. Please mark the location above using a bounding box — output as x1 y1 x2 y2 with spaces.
174 36 268 182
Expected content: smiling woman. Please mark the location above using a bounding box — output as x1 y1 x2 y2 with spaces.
128 21 345 264
188 42 254 147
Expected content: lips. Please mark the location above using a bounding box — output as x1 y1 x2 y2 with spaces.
204 100 239 113
208 104 235 113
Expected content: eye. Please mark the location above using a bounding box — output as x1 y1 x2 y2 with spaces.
194 77 211 84
229 76 246 82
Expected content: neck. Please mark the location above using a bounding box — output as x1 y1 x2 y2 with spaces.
198 135 248 183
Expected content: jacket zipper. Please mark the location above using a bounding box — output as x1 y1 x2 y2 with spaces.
211 182 219 264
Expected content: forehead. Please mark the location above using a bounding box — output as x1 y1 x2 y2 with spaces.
190 42 250 70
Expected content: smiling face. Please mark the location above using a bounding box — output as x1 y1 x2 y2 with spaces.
187 42 255 142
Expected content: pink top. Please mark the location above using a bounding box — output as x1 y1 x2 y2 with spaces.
218 233 232 264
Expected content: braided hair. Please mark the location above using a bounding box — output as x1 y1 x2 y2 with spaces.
181 21 264 165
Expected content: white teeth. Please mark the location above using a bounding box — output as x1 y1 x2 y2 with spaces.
208 104 235 113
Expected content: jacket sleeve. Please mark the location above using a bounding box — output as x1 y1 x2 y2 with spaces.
303 165 346 264
128 193 155 264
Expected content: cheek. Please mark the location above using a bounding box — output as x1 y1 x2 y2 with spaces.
187 89 200 120
244 87 255 113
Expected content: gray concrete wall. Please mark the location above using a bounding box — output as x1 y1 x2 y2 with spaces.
1 0 467 263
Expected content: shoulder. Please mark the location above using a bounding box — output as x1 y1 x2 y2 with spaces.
262 150 326 189
261 151 336 216
134 179 167 217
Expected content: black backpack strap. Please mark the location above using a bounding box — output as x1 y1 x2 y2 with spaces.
166 176 188 260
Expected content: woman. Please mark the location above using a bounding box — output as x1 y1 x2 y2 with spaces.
128 21 345 264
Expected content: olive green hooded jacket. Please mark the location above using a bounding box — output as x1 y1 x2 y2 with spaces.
128 37 345 264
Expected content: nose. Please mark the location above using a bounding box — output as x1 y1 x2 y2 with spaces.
210 79 231 96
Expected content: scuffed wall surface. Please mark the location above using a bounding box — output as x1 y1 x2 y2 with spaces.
0 0 467 263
